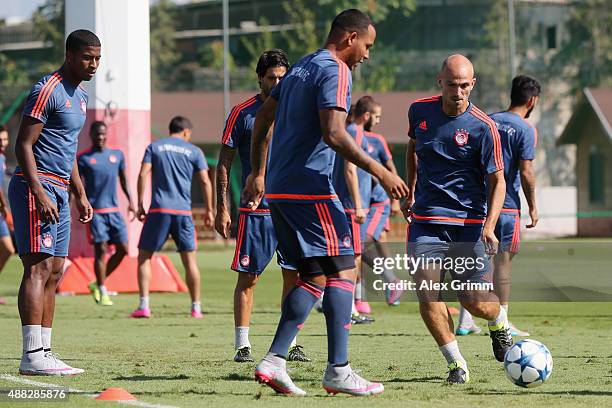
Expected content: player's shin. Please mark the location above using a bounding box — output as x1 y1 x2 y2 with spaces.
323 277 355 365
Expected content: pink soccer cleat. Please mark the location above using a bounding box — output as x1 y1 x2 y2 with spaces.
130 308 151 318
0 297 6 305
191 310 203 319
355 300 371 315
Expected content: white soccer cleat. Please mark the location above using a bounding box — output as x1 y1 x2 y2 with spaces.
19 354 78 376
44 352 84 376
254 359 306 396
322 364 384 396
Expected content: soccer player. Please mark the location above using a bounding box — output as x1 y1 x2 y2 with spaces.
131 116 213 319
9 30 100 376
244 9 408 396
216 49 310 363
78 121 134 306
456 75 540 337
0 125 15 306
403 54 513 384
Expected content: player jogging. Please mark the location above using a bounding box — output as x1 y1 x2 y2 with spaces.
78 121 134 306
9 30 100 376
0 125 15 306
243 9 408 396
131 116 214 318
403 54 513 384
215 49 311 363
456 75 540 337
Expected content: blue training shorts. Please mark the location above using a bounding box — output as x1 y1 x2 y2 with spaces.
138 212 196 252
89 211 128 244
364 200 391 241
495 210 521 254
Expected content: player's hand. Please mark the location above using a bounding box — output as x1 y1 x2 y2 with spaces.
391 199 401 216
33 188 60 224
400 193 414 223
242 173 265 211
76 196 93 224
203 209 214 230
215 208 232 238
355 208 367 224
526 207 539 228
136 204 147 222
127 203 136 221
481 226 499 255
380 171 410 200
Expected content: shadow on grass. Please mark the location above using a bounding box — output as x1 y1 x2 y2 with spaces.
113 374 190 381
386 376 443 383
221 373 253 381
131 389 255 397
468 390 612 397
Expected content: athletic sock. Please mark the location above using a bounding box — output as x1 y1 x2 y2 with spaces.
268 279 323 357
41 327 52 352
192 301 201 314
458 306 474 328
235 326 250 350
382 268 398 284
488 305 508 329
22 325 43 361
439 340 467 367
323 277 354 365
501 304 509 314
99 285 108 296
263 351 286 368
139 296 149 310
290 336 297 348
355 283 362 301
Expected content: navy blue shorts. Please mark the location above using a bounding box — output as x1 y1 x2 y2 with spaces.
89 211 128 244
269 199 354 270
406 222 490 283
231 209 292 275
495 210 520 253
364 200 391 241
138 212 196 252
8 175 70 257
344 210 367 255
0 216 9 238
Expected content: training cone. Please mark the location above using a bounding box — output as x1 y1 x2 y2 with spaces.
95 388 137 401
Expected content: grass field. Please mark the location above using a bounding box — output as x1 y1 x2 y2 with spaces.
0 245 611 407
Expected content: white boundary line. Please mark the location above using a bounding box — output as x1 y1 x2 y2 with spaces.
0 374 179 408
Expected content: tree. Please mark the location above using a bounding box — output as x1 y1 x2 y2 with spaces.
31 0 64 75
150 0 179 90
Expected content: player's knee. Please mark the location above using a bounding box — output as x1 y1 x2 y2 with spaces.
94 243 107 257
237 273 258 290
115 243 128 256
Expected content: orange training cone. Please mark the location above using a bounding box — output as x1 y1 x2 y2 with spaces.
95 388 137 401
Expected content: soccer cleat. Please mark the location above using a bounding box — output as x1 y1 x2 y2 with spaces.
191 310 203 319
0 297 6 305
234 347 254 363
130 308 151 318
88 282 100 303
489 321 513 362
354 300 371 314
508 322 530 337
322 364 384 396
19 354 81 376
99 294 113 306
386 285 404 306
446 361 470 384
287 345 311 362
44 352 84 376
254 359 306 396
351 314 375 325
455 323 482 336
314 297 323 313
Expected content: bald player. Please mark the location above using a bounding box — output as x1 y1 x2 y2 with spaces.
403 54 513 383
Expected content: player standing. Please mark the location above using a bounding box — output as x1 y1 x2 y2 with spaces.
131 116 213 318
403 54 513 383
244 9 408 396
78 121 134 306
0 125 15 306
9 30 100 375
215 49 310 363
456 75 540 337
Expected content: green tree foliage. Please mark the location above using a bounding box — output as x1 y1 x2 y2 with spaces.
31 0 64 75
150 0 179 90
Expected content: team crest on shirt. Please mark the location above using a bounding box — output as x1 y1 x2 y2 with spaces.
342 235 352 248
109 154 118 163
419 120 427 130
240 255 250 267
367 145 374 153
65 100 72 108
90 158 97 165
454 129 469 146
42 234 53 249
80 99 87 113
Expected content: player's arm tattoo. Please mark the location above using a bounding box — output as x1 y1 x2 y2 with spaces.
250 97 277 177
519 159 536 210
216 145 235 212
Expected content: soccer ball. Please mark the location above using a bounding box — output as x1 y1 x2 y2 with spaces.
504 339 553 388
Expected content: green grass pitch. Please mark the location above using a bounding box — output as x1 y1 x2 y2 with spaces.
0 245 611 407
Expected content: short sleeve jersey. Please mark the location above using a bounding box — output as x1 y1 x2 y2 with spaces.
489 111 537 210
220 95 268 209
142 137 208 212
365 131 392 204
265 49 352 202
332 124 372 210
408 95 504 225
77 148 125 211
17 70 88 180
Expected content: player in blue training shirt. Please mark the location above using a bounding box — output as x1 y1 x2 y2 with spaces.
131 116 213 319
0 125 15 306
243 9 408 397
78 121 134 307
403 54 512 384
456 75 540 338
215 50 311 363
9 30 100 376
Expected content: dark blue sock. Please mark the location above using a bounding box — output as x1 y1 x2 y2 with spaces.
268 278 323 357
323 277 355 365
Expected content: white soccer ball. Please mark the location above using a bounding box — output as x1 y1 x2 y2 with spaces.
504 339 553 388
